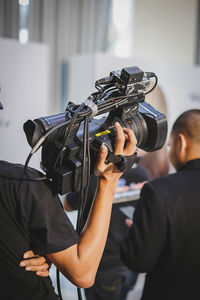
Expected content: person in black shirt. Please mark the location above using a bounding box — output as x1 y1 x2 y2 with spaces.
0 161 79 300
0 105 137 300
0 101 50 279
120 109 200 300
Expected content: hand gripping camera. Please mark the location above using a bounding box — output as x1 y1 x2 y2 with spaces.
24 66 167 195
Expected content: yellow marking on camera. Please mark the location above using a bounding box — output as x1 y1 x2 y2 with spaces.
95 130 111 137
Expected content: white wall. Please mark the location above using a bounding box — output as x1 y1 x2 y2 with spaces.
68 54 95 104
68 53 200 133
133 0 198 65
0 38 50 168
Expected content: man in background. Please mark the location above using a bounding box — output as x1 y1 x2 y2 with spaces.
121 109 200 300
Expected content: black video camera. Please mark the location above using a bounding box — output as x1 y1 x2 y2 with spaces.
23 66 167 195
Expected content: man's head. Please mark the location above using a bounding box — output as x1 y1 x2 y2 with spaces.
169 109 200 170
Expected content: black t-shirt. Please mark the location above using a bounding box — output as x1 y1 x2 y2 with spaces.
67 166 150 270
0 161 80 300
120 159 200 300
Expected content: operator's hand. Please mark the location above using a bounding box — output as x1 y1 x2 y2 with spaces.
94 122 137 181
19 250 51 277
125 218 133 227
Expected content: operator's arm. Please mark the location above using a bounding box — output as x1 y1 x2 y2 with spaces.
46 123 137 288
120 182 167 273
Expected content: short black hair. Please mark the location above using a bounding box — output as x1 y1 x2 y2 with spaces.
172 109 200 143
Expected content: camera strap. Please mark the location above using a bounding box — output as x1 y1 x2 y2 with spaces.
105 152 137 172
84 97 98 118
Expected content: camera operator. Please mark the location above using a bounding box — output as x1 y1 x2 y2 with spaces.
120 109 200 300
0 100 137 300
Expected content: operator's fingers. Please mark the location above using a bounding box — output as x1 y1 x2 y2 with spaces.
23 250 35 259
20 255 46 267
94 145 108 176
123 128 137 155
36 270 49 277
98 145 108 166
25 263 49 272
114 122 125 155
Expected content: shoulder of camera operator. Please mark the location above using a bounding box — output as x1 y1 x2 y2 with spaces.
0 159 80 248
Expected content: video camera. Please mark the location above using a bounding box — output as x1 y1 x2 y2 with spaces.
23 66 167 195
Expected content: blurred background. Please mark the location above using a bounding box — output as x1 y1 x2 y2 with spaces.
0 0 200 299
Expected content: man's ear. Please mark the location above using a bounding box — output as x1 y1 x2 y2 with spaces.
177 133 188 161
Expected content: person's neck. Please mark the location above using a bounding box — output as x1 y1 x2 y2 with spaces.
177 148 200 170
185 148 200 162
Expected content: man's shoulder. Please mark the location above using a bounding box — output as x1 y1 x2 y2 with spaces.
142 169 197 204
150 172 178 186
0 160 39 178
0 160 25 176
149 164 200 191
142 172 179 200
0 160 55 195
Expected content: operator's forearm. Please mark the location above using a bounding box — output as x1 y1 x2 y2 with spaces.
47 177 119 287
77 177 118 273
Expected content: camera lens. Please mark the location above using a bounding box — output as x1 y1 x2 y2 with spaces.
119 112 148 149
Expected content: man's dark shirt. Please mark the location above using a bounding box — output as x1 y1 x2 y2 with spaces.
0 161 80 300
67 166 150 270
121 159 200 300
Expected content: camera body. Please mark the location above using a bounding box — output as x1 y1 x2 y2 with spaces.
24 66 168 195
